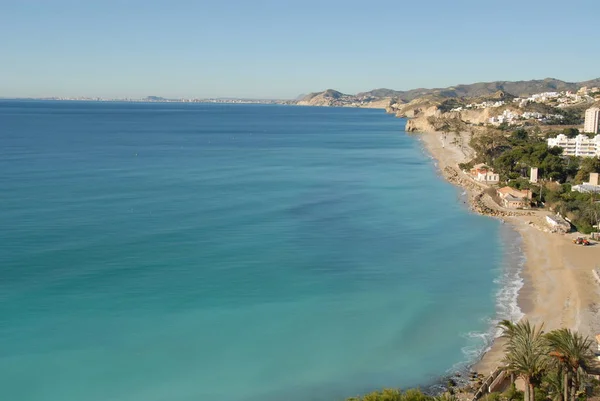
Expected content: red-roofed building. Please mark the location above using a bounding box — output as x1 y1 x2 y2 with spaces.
469 163 500 184
497 186 532 209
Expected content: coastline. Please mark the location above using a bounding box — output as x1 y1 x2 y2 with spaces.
414 127 600 378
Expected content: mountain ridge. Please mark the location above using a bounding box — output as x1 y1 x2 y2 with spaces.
297 77 600 106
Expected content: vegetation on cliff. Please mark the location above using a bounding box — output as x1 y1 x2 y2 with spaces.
459 126 600 233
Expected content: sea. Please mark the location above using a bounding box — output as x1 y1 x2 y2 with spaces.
0 101 524 401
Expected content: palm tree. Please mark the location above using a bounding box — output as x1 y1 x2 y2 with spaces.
545 328 593 401
542 366 565 401
498 320 548 401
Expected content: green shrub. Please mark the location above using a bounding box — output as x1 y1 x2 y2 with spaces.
533 387 548 401
574 220 594 234
508 178 532 190
481 392 503 401
459 161 474 171
503 383 524 401
435 393 458 401
350 389 403 401
402 388 433 401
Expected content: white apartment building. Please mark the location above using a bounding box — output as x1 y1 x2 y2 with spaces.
547 134 600 157
584 107 600 134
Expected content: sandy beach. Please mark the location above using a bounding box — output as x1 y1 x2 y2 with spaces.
416 129 600 376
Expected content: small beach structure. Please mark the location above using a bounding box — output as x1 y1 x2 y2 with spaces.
572 172 600 194
545 214 570 234
497 186 532 209
596 334 600 361
572 184 600 194
470 163 500 184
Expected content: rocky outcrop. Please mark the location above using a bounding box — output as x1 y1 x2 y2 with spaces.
359 98 394 109
398 103 442 132
405 118 434 132
296 89 346 106
296 90 392 109
400 104 495 133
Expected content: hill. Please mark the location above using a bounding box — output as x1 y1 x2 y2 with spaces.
296 77 600 107
296 89 351 106
144 96 168 102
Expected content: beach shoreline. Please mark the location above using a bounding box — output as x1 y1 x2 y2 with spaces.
414 128 600 378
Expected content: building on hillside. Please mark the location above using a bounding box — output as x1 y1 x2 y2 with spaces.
585 108 600 134
572 172 600 194
469 163 500 184
502 194 529 209
547 134 600 157
497 186 532 209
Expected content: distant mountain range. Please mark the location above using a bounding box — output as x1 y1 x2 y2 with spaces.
296 77 600 106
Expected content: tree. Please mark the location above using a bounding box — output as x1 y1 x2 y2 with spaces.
574 157 600 184
582 202 600 232
564 157 581 182
490 141 569 182
510 129 529 145
471 128 510 164
545 328 594 401
427 116 452 148
562 128 580 138
449 118 468 153
499 320 549 401
543 367 565 401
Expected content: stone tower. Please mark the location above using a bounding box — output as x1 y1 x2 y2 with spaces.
530 167 539 183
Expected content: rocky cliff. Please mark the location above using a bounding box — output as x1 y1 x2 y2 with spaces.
296 89 393 109
385 96 444 132
386 92 517 132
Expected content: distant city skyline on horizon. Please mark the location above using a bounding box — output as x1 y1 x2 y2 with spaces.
1 0 599 99
3 73 600 102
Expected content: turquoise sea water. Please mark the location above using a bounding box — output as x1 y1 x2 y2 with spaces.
0 101 520 401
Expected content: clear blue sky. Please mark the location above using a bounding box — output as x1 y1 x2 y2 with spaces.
1 0 598 99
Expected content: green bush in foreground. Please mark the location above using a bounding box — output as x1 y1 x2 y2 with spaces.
503 383 525 401
482 392 503 401
346 388 441 401
346 321 600 401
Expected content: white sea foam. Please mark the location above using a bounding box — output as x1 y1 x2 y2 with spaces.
413 129 526 382
448 224 525 378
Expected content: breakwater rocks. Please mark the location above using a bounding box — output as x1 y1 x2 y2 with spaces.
443 166 480 192
472 193 531 218
442 167 534 218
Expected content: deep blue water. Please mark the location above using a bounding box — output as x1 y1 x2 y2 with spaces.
0 101 514 401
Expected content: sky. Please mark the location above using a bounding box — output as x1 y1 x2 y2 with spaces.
0 0 599 99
